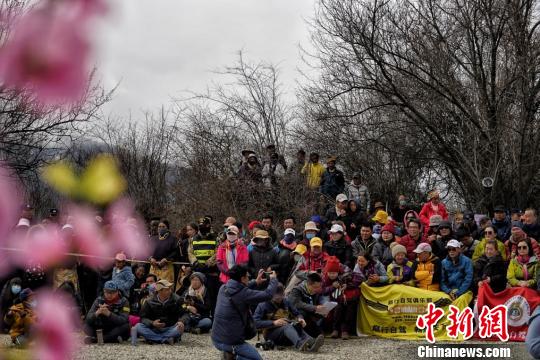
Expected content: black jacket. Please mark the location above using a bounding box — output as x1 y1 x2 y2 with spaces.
287 281 321 316
248 245 279 278
473 255 507 293
276 244 295 285
181 287 212 318
140 293 189 328
86 296 130 327
323 238 353 269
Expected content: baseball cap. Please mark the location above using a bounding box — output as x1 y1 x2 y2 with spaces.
446 239 461 249
115 253 127 261
494 205 506 213
284 228 296 236
310 237 323 248
413 243 432 253
227 225 239 235
336 194 348 203
329 224 344 233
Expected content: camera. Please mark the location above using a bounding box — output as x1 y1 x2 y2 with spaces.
255 340 275 351
263 271 273 279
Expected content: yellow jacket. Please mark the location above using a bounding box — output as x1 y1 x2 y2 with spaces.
472 238 507 262
4 303 36 339
301 162 325 189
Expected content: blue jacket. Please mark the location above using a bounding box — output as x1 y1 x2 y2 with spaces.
111 266 135 297
320 168 345 199
440 254 473 296
211 278 278 345
253 298 302 329
492 218 511 241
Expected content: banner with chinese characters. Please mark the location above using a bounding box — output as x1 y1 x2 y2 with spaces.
357 283 473 340
475 284 540 341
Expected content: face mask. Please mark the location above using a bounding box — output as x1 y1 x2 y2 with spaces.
11 285 21 295
227 234 238 243
306 233 315 240
284 234 295 244
399 200 407 206
158 229 168 236
147 283 156 293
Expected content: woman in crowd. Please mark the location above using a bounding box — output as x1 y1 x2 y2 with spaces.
386 243 414 285
181 272 213 334
216 225 249 283
347 200 364 240
473 226 507 262
149 219 177 284
473 240 507 294
352 252 388 287
0 277 22 333
507 238 538 288
371 223 396 267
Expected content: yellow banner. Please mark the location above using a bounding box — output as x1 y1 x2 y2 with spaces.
357 283 473 340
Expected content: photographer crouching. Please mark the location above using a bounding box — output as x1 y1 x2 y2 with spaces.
211 265 278 360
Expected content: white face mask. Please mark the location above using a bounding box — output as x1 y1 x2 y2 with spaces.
227 234 238 243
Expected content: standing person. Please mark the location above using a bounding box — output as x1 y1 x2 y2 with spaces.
419 190 449 229
111 253 135 298
261 214 278 247
288 149 306 176
84 281 130 344
211 265 278 360
473 240 507 294
132 279 188 345
262 153 286 189
325 194 350 227
351 223 377 259
264 144 288 171
276 229 298 285
149 219 177 284
301 153 325 190
440 240 473 300
346 172 370 213
391 195 410 228
320 156 345 199
216 225 249 283
248 230 279 280
491 205 511 241
238 153 262 183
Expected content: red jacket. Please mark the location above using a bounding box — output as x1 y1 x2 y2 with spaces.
216 242 249 283
419 201 448 228
398 233 428 261
298 251 330 272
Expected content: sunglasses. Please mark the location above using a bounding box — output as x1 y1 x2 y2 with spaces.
518 246 528 250
439 227 450 230
485 231 494 235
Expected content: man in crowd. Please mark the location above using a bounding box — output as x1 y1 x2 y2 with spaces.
261 214 278 246
301 153 325 190
111 253 135 298
288 272 326 339
85 281 130 344
325 193 350 226
346 172 371 213
456 227 479 259
132 279 188 345
440 240 473 300
492 205 511 241
248 230 279 280
523 208 540 240
352 223 376 258
320 156 345 199
398 219 426 261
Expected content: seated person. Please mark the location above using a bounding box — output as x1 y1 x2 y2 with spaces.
411 243 441 291
473 240 507 294
4 288 36 345
440 240 473 300
84 281 130 344
508 239 538 288
130 274 157 316
181 272 212 334
351 252 388 286
387 243 414 285
111 253 135 298
287 272 325 337
0 277 23 333
296 237 330 275
254 284 323 352
131 279 188 345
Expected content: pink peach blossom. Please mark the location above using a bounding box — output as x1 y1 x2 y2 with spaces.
0 7 90 106
13 224 68 268
34 291 81 360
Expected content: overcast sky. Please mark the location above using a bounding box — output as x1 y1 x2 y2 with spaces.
95 0 316 116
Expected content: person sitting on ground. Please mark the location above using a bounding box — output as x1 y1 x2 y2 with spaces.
84 281 130 344
253 284 323 353
211 265 278 360
4 288 36 346
440 240 473 300
387 243 414 285
507 238 538 289
0 277 22 333
325 194 350 227
132 279 188 345
216 225 249 284
473 240 507 294
181 272 212 334
411 243 441 291
111 253 135 298
352 252 388 287
371 222 397 267
472 226 507 262
287 272 326 338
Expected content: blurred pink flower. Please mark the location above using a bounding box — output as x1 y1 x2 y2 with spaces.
13 224 68 268
34 291 81 360
69 205 112 268
0 7 90 106
106 198 153 260
0 164 20 239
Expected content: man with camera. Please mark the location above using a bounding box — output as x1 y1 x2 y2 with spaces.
253 284 323 352
212 265 279 360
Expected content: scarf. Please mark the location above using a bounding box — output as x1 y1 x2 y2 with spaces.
226 242 237 270
517 255 531 280
188 285 206 303
280 239 297 250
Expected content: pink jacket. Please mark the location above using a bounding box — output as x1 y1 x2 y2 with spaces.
216 242 249 283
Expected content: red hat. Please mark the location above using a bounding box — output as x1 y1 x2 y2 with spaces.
381 222 395 235
324 256 341 273
248 220 261 231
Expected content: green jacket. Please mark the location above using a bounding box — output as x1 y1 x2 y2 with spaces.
507 256 537 288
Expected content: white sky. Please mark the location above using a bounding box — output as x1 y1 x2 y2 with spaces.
94 0 316 116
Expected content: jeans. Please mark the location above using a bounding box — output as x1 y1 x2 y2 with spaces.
131 323 181 345
212 339 262 360
527 307 540 358
185 316 213 333
84 317 130 343
265 323 311 349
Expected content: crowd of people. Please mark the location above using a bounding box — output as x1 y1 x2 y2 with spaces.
1 148 540 359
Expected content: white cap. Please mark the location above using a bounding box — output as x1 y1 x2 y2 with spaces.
413 243 432 253
62 224 74 231
446 239 461 249
329 224 344 233
16 218 30 227
336 194 348 202
284 228 296 236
